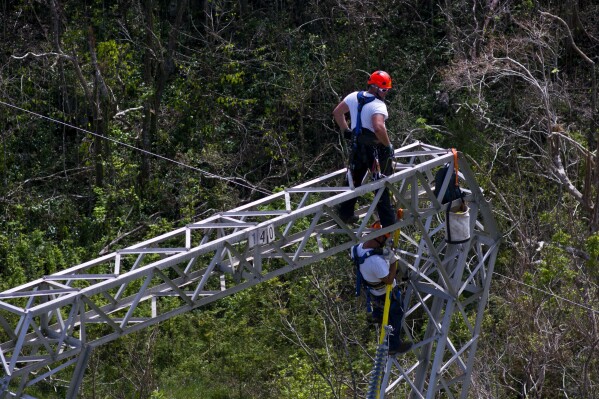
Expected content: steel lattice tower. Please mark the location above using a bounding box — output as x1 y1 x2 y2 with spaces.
0 141 500 398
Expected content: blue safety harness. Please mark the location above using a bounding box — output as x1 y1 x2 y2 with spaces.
351 91 377 151
353 91 377 136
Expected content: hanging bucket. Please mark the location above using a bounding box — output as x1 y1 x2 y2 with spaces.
445 203 470 244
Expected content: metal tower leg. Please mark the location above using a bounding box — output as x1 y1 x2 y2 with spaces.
66 346 92 399
411 292 446 398
0 378 9 399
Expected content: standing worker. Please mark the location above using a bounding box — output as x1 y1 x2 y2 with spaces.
333 70 396 227
351 222 411 355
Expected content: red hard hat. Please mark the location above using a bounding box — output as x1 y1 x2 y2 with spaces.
368 70 392 89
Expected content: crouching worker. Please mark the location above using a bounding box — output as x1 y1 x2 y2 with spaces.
351 222 412 355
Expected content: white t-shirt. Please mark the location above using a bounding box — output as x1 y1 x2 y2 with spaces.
353 243 396 296
343 91 388 133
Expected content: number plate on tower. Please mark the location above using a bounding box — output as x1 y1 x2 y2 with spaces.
248 224 276 248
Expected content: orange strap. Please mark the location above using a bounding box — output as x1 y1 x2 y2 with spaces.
451 148 459 186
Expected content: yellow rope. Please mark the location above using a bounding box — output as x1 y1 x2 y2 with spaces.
378 284 393 345
378 209 403 344
374 210 403 399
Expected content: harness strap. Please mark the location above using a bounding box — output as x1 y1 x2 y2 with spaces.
371 147 381 180
354 91 377 137
351 92 377 154
451 148 459 187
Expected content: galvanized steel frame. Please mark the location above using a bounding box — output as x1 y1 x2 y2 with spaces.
0 141 500 398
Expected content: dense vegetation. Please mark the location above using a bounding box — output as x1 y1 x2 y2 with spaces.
1 0 597 398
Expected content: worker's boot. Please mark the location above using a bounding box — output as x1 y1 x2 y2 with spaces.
388 341 412 356
335 205 358 224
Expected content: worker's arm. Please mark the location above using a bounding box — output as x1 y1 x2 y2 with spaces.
380 262 397 285
372 113 391 147
332 101 350 131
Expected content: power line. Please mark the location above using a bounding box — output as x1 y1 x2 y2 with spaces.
0 99 273 196
493 271 598 314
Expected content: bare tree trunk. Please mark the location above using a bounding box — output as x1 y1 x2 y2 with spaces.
592 64 599 232
442 0 458 56
540 10 598 229
238 0 248 17
139 0 188 187
48 0 112 187
87 26 105 187
49 0 70 178
140 0 155 185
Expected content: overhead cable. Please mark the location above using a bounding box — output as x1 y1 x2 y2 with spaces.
494 271 598 314
0 99 272 196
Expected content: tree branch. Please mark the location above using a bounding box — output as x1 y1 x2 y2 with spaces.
539 11 594 66
11 51 68 60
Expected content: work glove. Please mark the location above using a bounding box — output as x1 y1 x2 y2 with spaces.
386 144 394 156
387 250 400 264
343 128 353 140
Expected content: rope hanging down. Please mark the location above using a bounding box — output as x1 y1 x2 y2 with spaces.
368 208 404 399
378 209 403 345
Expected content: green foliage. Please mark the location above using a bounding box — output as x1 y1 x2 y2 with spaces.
0 228 85 284
278 353 331 399
515 0 535 13
150 390 167 399
584 233 599 280
2 0 599 398
147 280 289 398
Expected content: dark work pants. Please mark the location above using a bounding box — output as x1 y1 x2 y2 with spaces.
338 140 396 227
371 287 404 352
